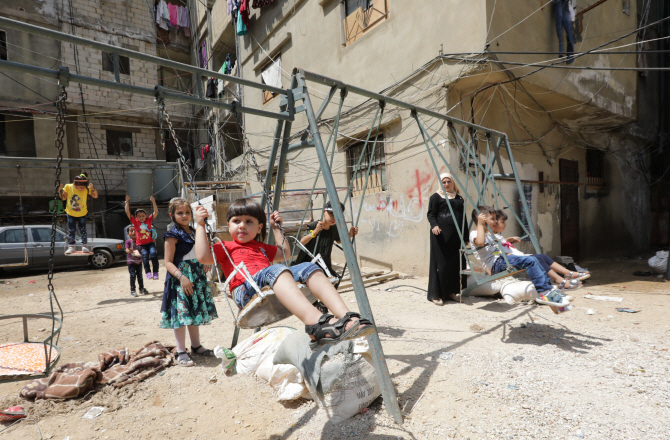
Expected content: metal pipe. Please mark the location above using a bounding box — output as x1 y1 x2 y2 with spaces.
300 69 507 137
297 69 403 425
0 156 176 166
261 121 284 214
0 59 292 121
287 139 314 152
0 16 286 96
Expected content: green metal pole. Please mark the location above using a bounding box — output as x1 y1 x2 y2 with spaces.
297 69 403 426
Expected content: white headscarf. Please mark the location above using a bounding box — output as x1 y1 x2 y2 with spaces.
436 173 458 199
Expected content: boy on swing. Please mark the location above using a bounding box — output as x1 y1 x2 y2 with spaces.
58 172 98 254
194 198 375 349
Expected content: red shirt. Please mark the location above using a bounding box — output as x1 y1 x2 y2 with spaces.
130 215 154 246
213 240 278 291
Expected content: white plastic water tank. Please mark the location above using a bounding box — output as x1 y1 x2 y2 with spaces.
126 170 153 203
153 168 179 202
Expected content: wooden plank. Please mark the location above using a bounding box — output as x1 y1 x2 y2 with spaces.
337 272 399 291
339 269 385 283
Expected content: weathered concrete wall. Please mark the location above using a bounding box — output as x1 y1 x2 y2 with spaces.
486 0 638 124
209 0 651 274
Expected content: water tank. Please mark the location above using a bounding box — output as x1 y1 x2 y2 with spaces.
126 170 153 203
153 168 180 202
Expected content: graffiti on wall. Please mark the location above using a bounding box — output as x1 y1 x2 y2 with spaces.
357 161 446 241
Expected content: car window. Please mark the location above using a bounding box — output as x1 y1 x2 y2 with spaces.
4 229 27 244
32 228 65 243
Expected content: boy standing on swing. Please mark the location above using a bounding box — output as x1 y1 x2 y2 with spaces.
58 172 98 254
294 200 358 279
125 195 160 280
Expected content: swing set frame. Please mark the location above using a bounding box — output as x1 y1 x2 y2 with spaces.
0 15 542 424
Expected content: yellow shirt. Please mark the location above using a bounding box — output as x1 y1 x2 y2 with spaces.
63 184 89 217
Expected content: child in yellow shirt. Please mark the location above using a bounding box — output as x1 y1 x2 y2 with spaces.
58 172 98 254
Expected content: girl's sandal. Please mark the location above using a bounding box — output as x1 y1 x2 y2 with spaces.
558 279 581 290
175 351 195 367
306 312 376 351
191 345 215 357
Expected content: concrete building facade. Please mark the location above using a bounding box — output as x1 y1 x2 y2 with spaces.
198 0 664 275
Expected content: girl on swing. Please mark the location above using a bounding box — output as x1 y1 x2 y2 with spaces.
194 198 376 350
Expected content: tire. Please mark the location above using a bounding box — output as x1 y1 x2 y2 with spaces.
90 249 113 269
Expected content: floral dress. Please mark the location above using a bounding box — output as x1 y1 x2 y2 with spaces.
159 227 218 329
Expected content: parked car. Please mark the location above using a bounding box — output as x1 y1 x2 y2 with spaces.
0 225 126 270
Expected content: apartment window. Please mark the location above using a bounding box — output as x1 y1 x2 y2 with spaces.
261 165 288 192
586 149 605 187
159 67 193 93
0 113 36 157
0 31 7 61
343 0 388 46
102 52 130 75
346 134 386 197
260 54 282 104
106 130 133 156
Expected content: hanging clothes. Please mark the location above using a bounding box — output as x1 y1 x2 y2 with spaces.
224 54 232 74
227 0 234 15
260 57 282 89
252 0 275 7
206 78 218 99
240 0 250 27
200 41 208 68
156 0 169 30
168 3 179 29
555 0 574 63
236 8 248 36
179 6 190 36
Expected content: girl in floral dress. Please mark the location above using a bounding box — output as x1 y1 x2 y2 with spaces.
161 198 218 366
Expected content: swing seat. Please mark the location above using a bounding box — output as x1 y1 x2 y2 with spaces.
459 248 527 297
0 314 62 384
224 276 339 329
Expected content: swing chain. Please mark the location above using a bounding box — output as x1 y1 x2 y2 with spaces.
16 166 27 254
159 100 237 319
48 88 68 293
159 102 165 151
230 109 291 258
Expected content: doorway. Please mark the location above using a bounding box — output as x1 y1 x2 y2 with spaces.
559 159 580 259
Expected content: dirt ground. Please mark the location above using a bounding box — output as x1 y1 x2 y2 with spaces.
1 256 669 440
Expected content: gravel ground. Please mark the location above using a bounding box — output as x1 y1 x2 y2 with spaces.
0 257 668 439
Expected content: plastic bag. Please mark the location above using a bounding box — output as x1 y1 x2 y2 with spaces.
649 251 668 275
500 280 537 304
214 327 295 375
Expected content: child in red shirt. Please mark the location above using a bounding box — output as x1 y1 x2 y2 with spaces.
125 195 160 280
194 198 376 350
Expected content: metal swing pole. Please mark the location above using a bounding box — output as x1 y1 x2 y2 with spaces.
296 69 403 425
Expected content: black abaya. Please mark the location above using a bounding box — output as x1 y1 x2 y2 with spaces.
426 193 469 302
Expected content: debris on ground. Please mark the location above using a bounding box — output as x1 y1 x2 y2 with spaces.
584 294 623 302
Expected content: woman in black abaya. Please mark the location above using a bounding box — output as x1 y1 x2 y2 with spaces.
427 173 469 305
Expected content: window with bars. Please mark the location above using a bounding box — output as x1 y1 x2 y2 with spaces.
0 31 7 61
586 149 605 187
343 0 389 46
102 52 130 75
346 135 386 197
106 130 133 156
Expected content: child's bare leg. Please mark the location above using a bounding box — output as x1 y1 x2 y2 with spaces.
304 270 350 319
187 325 200 347
547 269 563 283
550 262 572 278
273 271 324 326
173 326 188 360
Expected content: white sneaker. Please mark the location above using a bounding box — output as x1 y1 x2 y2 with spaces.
65 246 74 255
81 246 90 253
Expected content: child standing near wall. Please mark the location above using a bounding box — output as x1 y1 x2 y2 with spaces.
58 172 98 254
161 198 217 367
126 225 149 297
125 195 160 280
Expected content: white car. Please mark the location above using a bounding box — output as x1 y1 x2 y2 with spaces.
0 225 126 271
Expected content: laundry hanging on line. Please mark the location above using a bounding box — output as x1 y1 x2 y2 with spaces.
154 1 191 36
261 56 282 89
